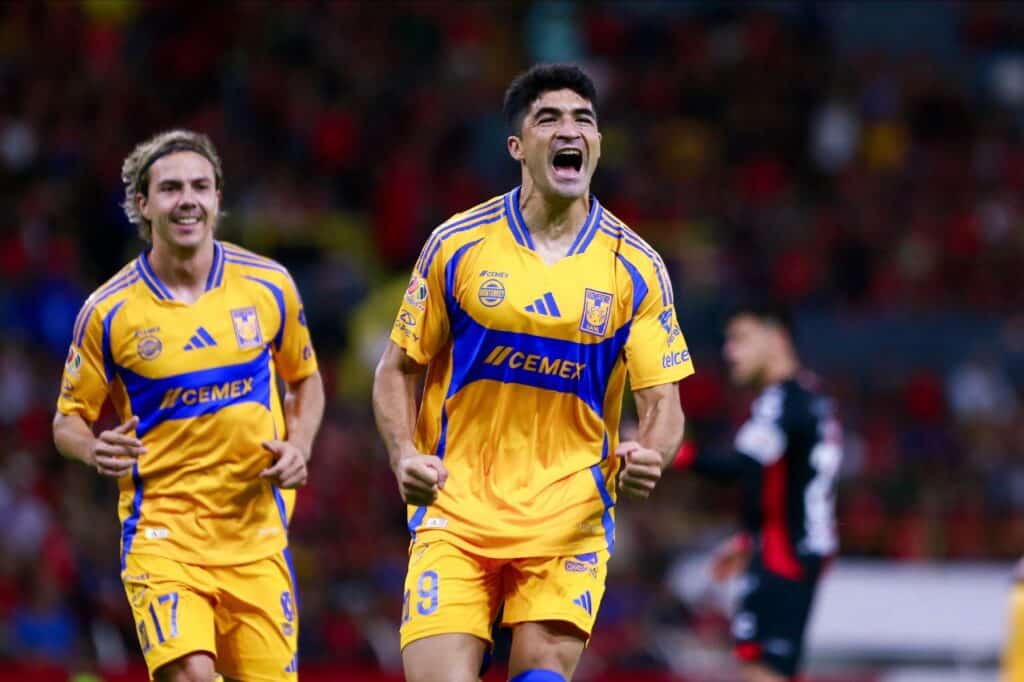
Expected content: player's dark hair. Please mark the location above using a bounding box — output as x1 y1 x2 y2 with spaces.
727 298 796 339
503 63 598 136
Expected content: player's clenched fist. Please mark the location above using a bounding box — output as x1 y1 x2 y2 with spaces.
91 415 147 478
394 453 448 506
616 440 663 499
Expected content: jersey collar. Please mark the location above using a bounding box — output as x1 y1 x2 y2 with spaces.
504 186 603 256
135 241 226 300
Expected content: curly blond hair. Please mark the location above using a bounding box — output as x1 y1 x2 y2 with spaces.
121 130 224 242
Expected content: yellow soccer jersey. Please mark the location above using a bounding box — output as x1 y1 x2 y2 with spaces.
390 187 694 558
57 241 317 567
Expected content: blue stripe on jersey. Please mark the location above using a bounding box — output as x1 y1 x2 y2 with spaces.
615 253 648 314
574 204 605 255
566 198 602 256
205 242 224 291
589 450 616 553
243 276 286 351
120 462 144 570
283 546 299 610
272 485 288 527
444 238 484 310
196 326 217 346
135 254 174 300
72 269 134 342
506 186 536 250
222 245 289 275
444 300 631 418
543 292 560 317
117 349 273 438
101 300 128 381
420 210 503 279
599 219 672 306
74 275 138 346
417 197 505 276
408 403 450 542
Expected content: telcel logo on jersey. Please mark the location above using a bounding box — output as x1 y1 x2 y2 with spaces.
483 345 585 379
159 377 255 409
662 349 690 369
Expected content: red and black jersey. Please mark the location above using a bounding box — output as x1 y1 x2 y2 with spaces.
680 375 841 579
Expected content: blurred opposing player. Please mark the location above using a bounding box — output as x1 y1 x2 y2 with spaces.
1003 558 1024 681
372 64 694 682
52 130 324 682
675 302 840 682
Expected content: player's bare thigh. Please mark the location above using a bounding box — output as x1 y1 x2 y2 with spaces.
508 620 586 680
402 632 488 682
154 652 223 682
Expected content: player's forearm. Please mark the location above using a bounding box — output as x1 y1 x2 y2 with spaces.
52 411 96 466
372 357 421 472
283 371 325 462
634 385 686 468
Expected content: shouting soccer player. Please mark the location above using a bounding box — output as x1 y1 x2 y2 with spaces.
675 302 841 682
52 130 324 682
373 64 695 682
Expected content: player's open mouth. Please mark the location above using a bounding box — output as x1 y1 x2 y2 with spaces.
172 216 202 226
551 149 583 178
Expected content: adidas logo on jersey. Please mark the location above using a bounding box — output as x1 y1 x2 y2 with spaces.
525 292 561 317
184 326 217 351
573 590 593 616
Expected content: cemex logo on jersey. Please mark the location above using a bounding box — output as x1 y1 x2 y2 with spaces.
160 377 255 409
483 346 585 379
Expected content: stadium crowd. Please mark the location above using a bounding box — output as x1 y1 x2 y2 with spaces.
0 1 1022 677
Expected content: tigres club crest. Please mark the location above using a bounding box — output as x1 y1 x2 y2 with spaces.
579 289 613 337
231 307 264 350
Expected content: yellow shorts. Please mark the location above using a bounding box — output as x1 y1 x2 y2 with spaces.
122 552 299 680
1004 581 1024 681
399 539 609 650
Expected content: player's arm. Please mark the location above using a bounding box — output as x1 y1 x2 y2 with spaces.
372 341 447 506
672 441 764 482
53 299 145 478
53 412 146 477
617 382 685 499
674 409 787 482
261 272 326 489
260 370 325 489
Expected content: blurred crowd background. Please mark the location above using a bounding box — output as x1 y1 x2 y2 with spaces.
1 1 1022 679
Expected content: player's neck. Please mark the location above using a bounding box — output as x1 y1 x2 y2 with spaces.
148 238 215 304
518 181 590 264
761 354 800 387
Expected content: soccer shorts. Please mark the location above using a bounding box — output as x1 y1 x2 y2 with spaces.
399 538 609 650
732 552 824 678
1003 579 1024 680
122 552 299 680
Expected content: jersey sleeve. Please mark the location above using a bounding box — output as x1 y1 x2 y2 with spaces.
272 275 318 383
623 261 694 390
389 241 450 365
56 305 110 422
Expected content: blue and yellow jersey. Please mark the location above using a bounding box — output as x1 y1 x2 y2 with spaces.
57 241 318 567
390 187 694 558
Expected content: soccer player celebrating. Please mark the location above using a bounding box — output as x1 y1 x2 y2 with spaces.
52 130 324 682
373 64 695 682
675 302 841 682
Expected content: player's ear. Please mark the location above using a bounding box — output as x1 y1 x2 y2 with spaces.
507 135 524 163
136 192 150 221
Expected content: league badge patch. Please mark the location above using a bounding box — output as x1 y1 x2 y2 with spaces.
580 289 613 337
231 307 264 350
65 346 83 375
405 274 428 311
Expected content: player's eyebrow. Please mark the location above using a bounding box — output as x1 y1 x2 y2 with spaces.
532 106 597 121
